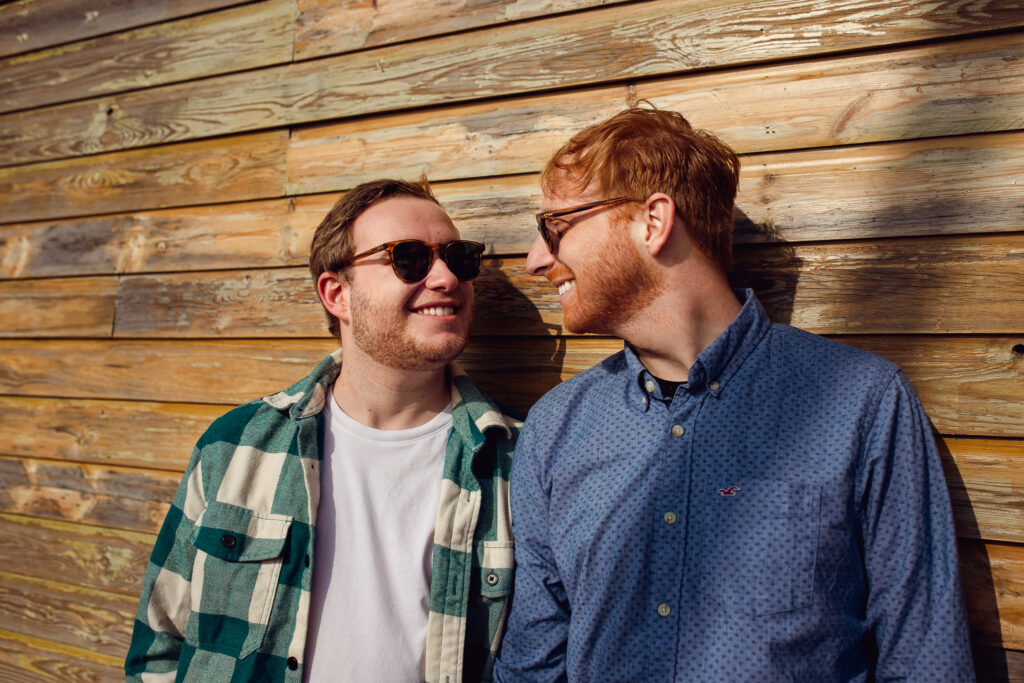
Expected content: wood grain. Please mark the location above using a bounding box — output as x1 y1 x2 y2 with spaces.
0 628 122 682
0 396 219 471
0 0 250 58
0 513 152 596
963 540 1024 651
0 337 1018 436
287 33 1024 193
0 276 116 337
2 0 1020 164
0 0 295 114
0 198 297 279
4 130 1021 268
944 439 1024 545
104 233 1024 339
0 131 288 224
844 337 1024 439
294 0 630 59
0 570 135 659
0 456 177 534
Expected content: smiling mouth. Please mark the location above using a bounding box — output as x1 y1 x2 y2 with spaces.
558 280 576 296
416 306 456 316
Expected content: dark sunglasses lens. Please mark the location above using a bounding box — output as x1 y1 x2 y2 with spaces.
538 219 557 253
391 241 432 282
443 241 482 280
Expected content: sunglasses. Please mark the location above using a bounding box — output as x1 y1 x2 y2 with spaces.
535 197 633 254
347 239 485 283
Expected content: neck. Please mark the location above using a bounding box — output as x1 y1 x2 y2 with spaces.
616 265 741 382
332 343 451 430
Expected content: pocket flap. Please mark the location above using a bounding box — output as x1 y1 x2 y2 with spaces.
480 540 515 597
192 502 292 562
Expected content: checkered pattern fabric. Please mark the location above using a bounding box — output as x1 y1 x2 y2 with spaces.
126 350 521 682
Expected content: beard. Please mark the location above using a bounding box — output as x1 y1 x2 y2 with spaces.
349 285 471 371
563 221 663 335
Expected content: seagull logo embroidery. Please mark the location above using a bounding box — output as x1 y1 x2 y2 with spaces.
717 486 740 496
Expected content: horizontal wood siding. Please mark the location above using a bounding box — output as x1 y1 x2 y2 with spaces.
0 0 1021 678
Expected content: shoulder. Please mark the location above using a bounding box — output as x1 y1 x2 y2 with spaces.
529 349 627 415
766 323 899 385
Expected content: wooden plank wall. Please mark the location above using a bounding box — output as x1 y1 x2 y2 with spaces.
0 0 1022 677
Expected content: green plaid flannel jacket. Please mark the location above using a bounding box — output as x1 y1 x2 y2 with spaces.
126 350 520 682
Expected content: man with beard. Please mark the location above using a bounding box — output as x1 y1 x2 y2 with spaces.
492 106 973 681
127 179 520 683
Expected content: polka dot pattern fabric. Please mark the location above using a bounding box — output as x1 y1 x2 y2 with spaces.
493 290 974 682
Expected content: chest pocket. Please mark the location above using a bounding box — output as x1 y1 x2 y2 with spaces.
190 502 293 658
702 480 820 615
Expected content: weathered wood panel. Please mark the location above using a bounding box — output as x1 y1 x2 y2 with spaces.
844 337 1024 439
736 132 1024 243
945 439 1024 545
733 234 1024 334
0 456 177 534
288 32 1024 193
0 0 295 115
963 540 1024 651
0 0 250 58
0 199 297 279
2 0 1019 164
0 338 337 405
0 396 217 471
295 0 629 59
0 628 122 682
0 513 152 595
0 131 288 224
105 234 1024 339
0 276 116 337
0 337 1019 435
4 131 1021 265
0 570 135 659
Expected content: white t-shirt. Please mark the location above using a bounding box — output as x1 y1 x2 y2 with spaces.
304 390 452 682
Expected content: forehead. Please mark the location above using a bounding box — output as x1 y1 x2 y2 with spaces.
350 195 458 249
541 171 603 211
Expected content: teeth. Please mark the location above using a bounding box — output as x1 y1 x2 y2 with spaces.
558 280 576 296
420 306 455 316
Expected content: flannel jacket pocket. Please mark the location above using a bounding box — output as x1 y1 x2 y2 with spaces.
189 502 293 658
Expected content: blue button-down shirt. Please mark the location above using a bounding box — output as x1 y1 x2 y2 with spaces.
494 290 973 682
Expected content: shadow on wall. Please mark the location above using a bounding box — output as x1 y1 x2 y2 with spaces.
464 263 565 415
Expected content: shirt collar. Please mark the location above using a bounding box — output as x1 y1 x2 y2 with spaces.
625 289 772 410
261 350 519 440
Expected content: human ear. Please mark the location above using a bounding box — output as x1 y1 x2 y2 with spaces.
317 271 351 325
640 193 676 257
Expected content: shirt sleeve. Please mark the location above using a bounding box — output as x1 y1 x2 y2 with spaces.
858 371 975 681
124 444 206 681
492 420 571 683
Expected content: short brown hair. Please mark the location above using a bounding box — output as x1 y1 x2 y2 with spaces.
309 178 440 338
541 103 740 270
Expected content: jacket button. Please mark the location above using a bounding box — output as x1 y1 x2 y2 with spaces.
287 656 299 670
486 572 499 586
220 534 237 549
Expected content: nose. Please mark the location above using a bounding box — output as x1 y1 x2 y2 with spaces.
423 250 459 291
526 233 556 276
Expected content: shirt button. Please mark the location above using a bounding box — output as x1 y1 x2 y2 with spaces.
671 424 685 437
486 572 499 586
287 656 299 670
641 396 648 407
663 511 677 525
644 379 656 393
657 603 671 617
220 534 237 549
709 380 721 391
